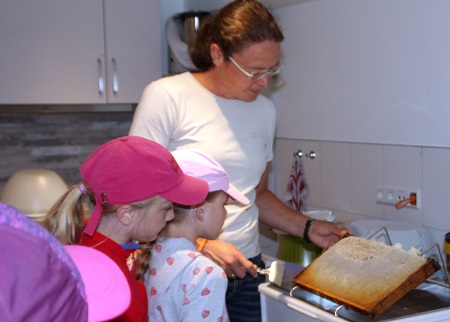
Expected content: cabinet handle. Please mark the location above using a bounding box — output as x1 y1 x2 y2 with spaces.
112 58 119 94
97 57 105 94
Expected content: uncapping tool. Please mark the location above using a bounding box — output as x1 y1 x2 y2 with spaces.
256 260 285 286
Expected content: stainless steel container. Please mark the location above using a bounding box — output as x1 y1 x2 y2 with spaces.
173 11 211 45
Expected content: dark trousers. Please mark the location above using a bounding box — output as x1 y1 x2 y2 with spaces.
226 254 266 322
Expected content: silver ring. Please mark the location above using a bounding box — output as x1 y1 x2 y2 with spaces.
230 273 236 279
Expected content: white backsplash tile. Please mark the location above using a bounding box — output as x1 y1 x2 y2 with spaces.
270 138 450 257
295 140 321 208
349 143 384 218
422 147 450 232
320 141 351 210
383 145 422 188
382 145 422 226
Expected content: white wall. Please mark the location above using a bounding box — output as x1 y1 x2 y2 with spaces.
264 1 450 263
273 0 450 147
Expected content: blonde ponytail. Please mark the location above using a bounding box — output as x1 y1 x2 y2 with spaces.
42 181 94 245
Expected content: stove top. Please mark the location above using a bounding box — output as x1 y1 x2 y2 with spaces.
267 261 450 321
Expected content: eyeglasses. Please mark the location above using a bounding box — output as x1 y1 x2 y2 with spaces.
228 56 283 80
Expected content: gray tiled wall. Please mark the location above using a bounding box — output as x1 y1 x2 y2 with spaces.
0 112 133 192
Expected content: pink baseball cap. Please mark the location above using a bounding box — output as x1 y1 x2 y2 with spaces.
171 149 249 205
80 136 209 235
64 245 131 322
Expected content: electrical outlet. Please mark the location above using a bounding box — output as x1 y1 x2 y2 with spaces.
376 186 421 209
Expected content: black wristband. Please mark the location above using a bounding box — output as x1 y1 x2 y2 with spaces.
303 218 315 244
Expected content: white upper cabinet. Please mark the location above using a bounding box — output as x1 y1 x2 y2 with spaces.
103 0 161 104
0 0 161 105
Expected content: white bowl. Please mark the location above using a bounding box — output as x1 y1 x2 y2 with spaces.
1 169 68 215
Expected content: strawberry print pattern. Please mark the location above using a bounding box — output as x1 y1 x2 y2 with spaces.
146 237 229 321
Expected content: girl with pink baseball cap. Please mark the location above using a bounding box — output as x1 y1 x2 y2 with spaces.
43 136 208 322
146 149 249 322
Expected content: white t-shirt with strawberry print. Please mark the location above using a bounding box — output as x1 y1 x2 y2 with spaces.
145 237 229 322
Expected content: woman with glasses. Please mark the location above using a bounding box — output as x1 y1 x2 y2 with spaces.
130 1 350 321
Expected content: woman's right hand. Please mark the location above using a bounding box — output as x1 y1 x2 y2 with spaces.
199 239 257 279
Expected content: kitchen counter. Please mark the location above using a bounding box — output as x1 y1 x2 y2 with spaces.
259 261 450 322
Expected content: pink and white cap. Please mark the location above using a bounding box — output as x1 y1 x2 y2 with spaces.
171 149 249 205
